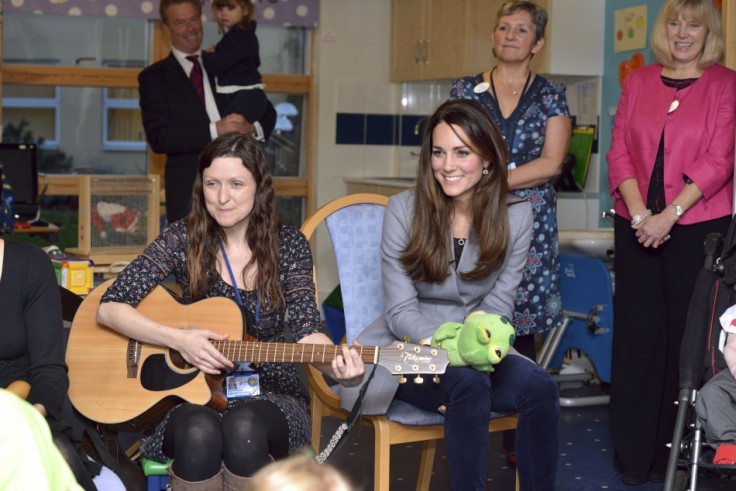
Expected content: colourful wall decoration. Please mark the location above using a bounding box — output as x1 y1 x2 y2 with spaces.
4 0 319 28
618 52 645 87
614 5 647 53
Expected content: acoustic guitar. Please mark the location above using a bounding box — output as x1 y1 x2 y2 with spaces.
67 279 449 431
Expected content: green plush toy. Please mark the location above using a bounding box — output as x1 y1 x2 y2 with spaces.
430 311 516 372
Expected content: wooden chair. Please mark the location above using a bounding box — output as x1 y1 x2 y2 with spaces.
301 193 519 491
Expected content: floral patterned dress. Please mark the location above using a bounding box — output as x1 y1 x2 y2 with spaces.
450 73 570 335
100 221 323 462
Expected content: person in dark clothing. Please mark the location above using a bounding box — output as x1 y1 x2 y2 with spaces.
0 238 100 490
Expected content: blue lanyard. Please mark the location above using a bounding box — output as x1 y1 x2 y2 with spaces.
220 240 259 322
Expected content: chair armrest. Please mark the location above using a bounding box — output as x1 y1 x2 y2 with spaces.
6 381 31 400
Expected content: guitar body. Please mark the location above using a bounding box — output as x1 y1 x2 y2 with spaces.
66 279 244 431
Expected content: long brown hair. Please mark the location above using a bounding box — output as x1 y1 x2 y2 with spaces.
402 99 513 283
186 133 283 310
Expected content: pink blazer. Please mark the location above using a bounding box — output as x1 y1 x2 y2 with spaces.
607 63 736 224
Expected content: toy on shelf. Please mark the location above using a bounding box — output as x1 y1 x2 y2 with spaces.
53 258 93 295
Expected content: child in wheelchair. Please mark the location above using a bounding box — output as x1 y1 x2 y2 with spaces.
696 304 736 465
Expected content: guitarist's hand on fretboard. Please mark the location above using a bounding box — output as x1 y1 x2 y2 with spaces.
330 341 366 388
175 326 235 375
298 333 365 388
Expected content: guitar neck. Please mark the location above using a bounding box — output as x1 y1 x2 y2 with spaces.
213 341 378 365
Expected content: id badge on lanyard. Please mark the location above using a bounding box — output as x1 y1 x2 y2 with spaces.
221 241 261 399
225 362 260 398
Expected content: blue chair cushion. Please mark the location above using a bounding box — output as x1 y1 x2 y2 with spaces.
333 384 514 426
386 399 445 425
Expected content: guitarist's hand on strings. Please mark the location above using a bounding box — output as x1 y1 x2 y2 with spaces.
331 342 365 388
175 327 234 375
300 334 365 388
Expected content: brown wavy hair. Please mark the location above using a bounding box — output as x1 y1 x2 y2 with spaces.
186 133 283 310
402 99 515 283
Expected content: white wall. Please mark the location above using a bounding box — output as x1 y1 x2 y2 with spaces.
312 0 395 299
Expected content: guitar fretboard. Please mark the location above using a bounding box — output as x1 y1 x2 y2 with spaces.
212 341 379 364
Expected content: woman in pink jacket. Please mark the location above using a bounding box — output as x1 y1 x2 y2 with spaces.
607 0 736 485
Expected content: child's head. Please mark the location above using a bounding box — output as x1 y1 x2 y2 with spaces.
212 0 254 33
248 454 355 491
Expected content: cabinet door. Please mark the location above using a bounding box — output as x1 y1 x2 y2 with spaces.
459 0 500 77
421 0 467 80
390 0 426 82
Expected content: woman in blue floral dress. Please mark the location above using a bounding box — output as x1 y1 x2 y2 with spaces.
450 0 571 361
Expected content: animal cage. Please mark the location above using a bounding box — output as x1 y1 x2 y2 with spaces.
67 175 161 266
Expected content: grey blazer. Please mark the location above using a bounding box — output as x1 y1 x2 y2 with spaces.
341 190 534 414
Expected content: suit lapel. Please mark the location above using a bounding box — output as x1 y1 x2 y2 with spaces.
163 53 211 116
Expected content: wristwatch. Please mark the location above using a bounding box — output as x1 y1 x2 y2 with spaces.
671 203 684 220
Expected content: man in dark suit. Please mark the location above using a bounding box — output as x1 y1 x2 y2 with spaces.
139 0 275 223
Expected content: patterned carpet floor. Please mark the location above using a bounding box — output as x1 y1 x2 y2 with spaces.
319 392 736 490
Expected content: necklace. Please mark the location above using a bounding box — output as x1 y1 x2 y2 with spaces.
490 67 532 99
662 75 697 114
495 66 532 95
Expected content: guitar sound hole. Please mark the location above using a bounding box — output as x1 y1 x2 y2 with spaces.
141 354 199 391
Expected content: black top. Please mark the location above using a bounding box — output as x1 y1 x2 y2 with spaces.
202 21 262 87
646 76 698 213
0 240 68 421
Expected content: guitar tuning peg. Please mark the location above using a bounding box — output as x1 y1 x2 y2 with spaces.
414 375 424 384
433 375 440 384
398 376 407 384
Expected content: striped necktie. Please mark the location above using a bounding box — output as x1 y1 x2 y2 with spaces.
186 55 204 104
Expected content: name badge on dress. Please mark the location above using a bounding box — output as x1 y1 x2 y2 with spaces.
225 362 261 399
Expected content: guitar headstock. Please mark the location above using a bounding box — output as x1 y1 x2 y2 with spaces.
375 341 449 377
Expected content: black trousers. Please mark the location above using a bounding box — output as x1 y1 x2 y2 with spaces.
609 213 730 473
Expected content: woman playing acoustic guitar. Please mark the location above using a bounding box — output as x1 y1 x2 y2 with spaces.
97 133 365 490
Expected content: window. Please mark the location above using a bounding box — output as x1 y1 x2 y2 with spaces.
3 61 61 151
101 61 146 152
2 13 314 227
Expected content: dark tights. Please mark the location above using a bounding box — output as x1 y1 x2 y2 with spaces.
163 400 290 481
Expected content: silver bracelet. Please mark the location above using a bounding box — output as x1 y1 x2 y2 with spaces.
631 209 652 226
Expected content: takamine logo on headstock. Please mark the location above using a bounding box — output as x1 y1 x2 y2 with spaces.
375 341 449 384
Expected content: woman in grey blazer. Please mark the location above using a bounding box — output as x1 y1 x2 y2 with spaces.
342 100 559 490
